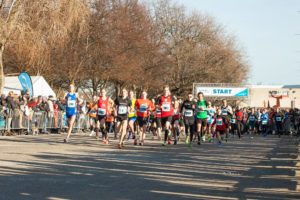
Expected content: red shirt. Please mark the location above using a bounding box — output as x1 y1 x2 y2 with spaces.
159 95 174 117
212 116 229 131
135 99 155 117
235 110 243 121
98 97 109 116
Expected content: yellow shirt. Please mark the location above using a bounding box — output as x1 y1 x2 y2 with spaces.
128 99 137 118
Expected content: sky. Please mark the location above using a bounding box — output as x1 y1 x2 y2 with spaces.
175 0 300 85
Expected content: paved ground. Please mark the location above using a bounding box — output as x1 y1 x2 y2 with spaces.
0 133 299 200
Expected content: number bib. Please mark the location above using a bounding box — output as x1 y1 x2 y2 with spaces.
216 119 223 126
276 117 281 122
156 109 161 115
118 106 128 115
249 116 255 121
222 110 227 115
67 100 76 108
207 115 212 121
185 109 193 117
162 103 171 112
90 110 96 115
262 120 268 125
98 108 106 116
139 104 147 113
230 119 236 124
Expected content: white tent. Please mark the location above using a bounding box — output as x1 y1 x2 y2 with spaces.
3 76 56 99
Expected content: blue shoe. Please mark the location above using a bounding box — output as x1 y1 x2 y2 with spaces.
218 141 222 147
263 132 267 137
174 139 177 145
127 132 132 141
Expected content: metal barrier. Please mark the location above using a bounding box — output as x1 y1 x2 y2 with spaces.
0 110 90 134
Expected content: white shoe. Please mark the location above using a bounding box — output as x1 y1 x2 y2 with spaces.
89 131 95 136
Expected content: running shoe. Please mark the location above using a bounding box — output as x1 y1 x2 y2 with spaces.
185 137 189 144
218 141 222 147
162 142 167 146
263 132 267 137
168 139 172 145
189 143 193 148
64 138 69 143
140 140 144 146
128 132 132 141
118 144 122 149
173 139 177 145
132 133 136 139
202 137 206 142
102 137 105 142
89 131 95 136
121 142 125 147
105 140 109 145
134 139 138 145
225 137 229 142
250 137 254 139
197 141 201 145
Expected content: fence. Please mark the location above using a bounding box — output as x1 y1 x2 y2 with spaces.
0 110 90 134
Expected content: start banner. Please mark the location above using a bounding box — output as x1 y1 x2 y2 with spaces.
195 87 248 97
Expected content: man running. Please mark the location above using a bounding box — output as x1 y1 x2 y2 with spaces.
196 92 209 144
64 84 80 143
134 90 155 146
128 90 137 141
156 85 176 146
212 108 230 147
114 88 132 149
181 93 197 147
247 108 258 139
96 87 114 144
88 96 98 136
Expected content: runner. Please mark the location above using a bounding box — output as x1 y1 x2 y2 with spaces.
196 92 209 144
128 90 137 141
273 108 284 137
206 101 215 143
64 84 80 143
229 107 237 138
155 95 162 140
96 87 114 144
181 93 196 147
235 105 244 140
221 99 233 140
211 108 230 147
134 90 155 146
114 88 132 149
261 109 269 137
156 85 176 146
88 96 98 136
171 99 180 145
247 108 258 139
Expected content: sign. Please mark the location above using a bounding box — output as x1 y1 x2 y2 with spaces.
18 72 33 97
195 87 248 97
268 90 289 98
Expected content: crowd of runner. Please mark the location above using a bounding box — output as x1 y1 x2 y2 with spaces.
64 84 300 149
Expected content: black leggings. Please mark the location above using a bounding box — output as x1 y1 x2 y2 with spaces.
236 121 243 138
185 124 194 138
276 122 283 136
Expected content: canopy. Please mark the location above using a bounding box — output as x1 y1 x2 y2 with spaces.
3 76 56 99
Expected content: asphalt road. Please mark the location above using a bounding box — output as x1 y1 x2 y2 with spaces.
0 133 299 200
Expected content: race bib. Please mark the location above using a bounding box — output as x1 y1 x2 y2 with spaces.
216 119 223 126
276 117 281 122
207 115 211 121
118 106 128 115
237 116 241 120
222 110 227 115
198 106 204 113
139 104 147 113
156 109 161 115
230 119 236 124
249 116 255 121
90 110 96 115
162 103 170 112
67 100 76 108
262 120 268 125
98 108 106 116
185 109 193 117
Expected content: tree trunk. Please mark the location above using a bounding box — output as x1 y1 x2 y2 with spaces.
0 45 5 94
